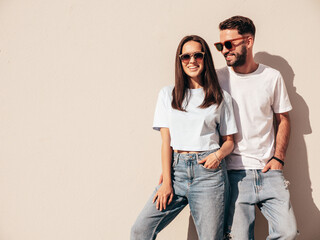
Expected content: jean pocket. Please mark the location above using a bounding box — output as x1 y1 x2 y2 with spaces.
198 163 221 172
269 169 283 173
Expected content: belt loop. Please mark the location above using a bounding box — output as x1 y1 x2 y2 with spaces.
177 153 180 165
196 153 199 161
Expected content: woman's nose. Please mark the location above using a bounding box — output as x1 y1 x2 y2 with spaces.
189 55 196 63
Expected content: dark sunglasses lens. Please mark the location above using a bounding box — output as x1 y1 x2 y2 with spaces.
194 53 204 60
225 41 233 50
215 43 223 51
181 54 191 62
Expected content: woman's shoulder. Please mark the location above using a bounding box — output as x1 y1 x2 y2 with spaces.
159 85 174 96
160 85 174 92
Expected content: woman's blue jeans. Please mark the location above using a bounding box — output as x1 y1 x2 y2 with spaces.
131 150 229 240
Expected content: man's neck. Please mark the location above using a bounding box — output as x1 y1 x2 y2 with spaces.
232 61 259 74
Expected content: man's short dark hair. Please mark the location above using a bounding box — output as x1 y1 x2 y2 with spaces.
219 16 256 37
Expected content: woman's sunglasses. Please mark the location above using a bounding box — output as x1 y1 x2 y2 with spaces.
179 52 205 64
214 36 248 51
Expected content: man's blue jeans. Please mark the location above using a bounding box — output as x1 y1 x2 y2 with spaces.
226 169 298 240
131 150 229 240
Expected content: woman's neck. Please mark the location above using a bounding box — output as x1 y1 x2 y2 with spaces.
189 78 203 89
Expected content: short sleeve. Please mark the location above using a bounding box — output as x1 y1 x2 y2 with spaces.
152 87 171 131
272 73 292 113
219 91 238 136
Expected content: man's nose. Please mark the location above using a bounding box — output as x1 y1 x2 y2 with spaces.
221 45 229 55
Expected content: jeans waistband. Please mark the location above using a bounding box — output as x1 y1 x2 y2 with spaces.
173 149 219 161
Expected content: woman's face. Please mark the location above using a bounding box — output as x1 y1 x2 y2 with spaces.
181 41 204 82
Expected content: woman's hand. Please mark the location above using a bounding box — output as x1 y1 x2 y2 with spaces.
198 135 235 169
158 173 163 185
198 152 221 169
152 183 174 211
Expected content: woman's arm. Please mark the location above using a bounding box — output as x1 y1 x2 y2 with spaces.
216 134 235 161
152 128 174 211
198 135 234 169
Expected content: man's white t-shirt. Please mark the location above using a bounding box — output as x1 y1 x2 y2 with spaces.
217 64 292 170
152 86 238 151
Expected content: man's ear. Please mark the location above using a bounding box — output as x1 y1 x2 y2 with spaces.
247 35 254 49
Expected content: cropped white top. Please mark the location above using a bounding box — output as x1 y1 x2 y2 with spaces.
152 86 238 151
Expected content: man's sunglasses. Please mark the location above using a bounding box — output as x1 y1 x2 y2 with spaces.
179 52 205 64
214 36 248 51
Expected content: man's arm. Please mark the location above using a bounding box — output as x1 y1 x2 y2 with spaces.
274 112 291 160
262 112 290 172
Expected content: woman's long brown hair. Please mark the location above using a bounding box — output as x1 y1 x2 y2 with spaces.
172 35 223 111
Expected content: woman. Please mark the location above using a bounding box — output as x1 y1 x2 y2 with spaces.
131 35 237 240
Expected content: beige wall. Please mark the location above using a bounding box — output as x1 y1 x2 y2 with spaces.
0 0 319 239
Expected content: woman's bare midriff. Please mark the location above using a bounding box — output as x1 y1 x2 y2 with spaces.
174 150 203 154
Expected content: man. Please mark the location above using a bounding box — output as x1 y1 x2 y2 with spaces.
214 16 298 239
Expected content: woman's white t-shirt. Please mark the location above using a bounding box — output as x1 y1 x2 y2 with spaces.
152 86 238 151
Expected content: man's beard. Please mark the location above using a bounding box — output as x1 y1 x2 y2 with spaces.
225 45 247 67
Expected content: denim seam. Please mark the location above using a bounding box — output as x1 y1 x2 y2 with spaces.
150 212 169 240
150 198 184 239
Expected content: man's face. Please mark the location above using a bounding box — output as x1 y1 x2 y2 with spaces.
219 29 248 67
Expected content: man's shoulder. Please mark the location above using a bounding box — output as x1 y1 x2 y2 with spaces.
216 67 230 86
258 64 281 78
216 66 229 77
221 89 233 104
221 89 231 98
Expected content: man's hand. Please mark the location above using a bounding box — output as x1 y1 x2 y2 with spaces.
262 159 283 173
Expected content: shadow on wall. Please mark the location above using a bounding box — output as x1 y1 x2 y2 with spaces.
186 52 320 239
254 52 319 239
